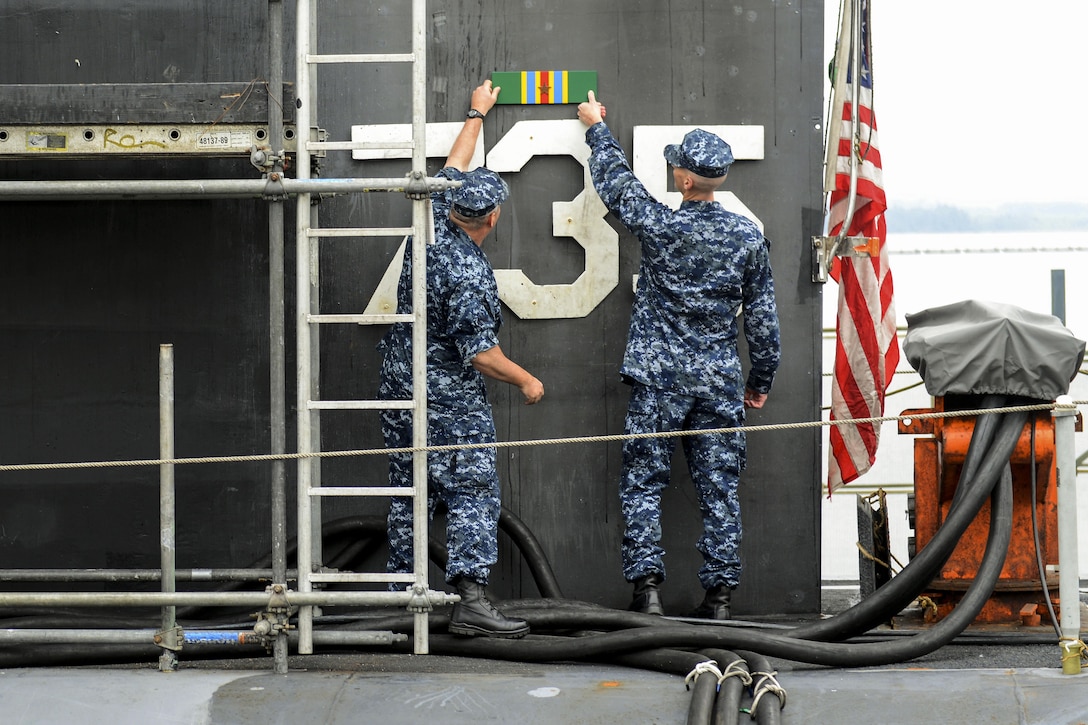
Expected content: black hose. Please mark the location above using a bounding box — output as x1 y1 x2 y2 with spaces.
947 394 1005 509
0 611 159 628
604 648 710 676
0 643 160 668
699 648 747 725
309 508 562 599
737 650 783 725
409 460 1013 668
686 660 718 725
502 600 690 631
330 593 1059 647
499 507 564 598
787 407 1026 642
328 434 1018 670
318 508 564 600
322 598 688 637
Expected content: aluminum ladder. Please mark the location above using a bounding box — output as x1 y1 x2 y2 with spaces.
294 0 439 656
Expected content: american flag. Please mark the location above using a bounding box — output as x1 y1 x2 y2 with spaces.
826 0 900 495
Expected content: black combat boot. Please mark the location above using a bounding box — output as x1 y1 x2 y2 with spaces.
628 573 665 615
448 578 530 638
691 584 732 620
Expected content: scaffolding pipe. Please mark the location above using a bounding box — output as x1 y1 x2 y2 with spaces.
409 0 431 658
159 344 177 672
0 569 293 582
0 177 458 200
0 590 456 608
267 0 290 676
0 629 406 648
295 0 316 656
1053 395 1082 673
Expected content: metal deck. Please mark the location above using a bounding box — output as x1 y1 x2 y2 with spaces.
3 651 1086 724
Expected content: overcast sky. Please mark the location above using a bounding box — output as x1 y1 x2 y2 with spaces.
825 1 1088 209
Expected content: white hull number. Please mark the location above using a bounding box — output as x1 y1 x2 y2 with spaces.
353 121 764 319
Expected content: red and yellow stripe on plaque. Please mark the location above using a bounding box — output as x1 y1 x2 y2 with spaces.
491 71 597 105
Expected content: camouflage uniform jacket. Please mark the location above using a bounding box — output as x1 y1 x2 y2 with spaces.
378 167 501 441
585 122 781 400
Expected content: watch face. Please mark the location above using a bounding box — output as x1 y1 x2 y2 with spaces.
468 109 485 118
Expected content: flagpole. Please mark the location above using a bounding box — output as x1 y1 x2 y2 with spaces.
832 0 863 251
823 1 851 197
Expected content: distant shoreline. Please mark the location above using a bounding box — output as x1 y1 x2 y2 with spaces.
888 203 1088 233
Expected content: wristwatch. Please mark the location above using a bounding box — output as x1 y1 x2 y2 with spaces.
466 108 486 119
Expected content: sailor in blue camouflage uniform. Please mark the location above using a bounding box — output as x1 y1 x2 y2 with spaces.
379 79 544 639
578 92 780 620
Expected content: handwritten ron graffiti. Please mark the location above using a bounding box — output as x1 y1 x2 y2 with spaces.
103 128 167 151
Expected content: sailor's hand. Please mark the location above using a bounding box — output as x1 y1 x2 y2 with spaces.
743 387 768 409
578 90 606 126
520 376 544 405
470 79 501 116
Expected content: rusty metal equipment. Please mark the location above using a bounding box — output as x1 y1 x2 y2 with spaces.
899 394 1081 625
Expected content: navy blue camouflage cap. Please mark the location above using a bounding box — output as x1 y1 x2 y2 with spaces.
452 167 510 217
663 129 734 178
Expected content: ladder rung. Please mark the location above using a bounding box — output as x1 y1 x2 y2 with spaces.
308 313 411 325
309 487 416 497
310 572 413 584
306 140 415 152
307 227 413 238
306 399 414 410
306 53 415 64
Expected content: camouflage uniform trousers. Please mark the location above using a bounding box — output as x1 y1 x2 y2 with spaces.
620 382 746 590
381 409 500 586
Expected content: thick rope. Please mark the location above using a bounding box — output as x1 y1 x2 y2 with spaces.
684 659 724 690
718 658 753 687
749 669 787 711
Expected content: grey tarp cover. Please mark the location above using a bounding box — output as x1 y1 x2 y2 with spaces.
903 299 1085 400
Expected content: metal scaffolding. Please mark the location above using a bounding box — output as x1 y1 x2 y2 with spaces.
0 0 443 671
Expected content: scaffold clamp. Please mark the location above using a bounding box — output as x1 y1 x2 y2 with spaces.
406 584 434 613
265 583 295 613
262 171 289 200
404 170 430 200
153 625 185 652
